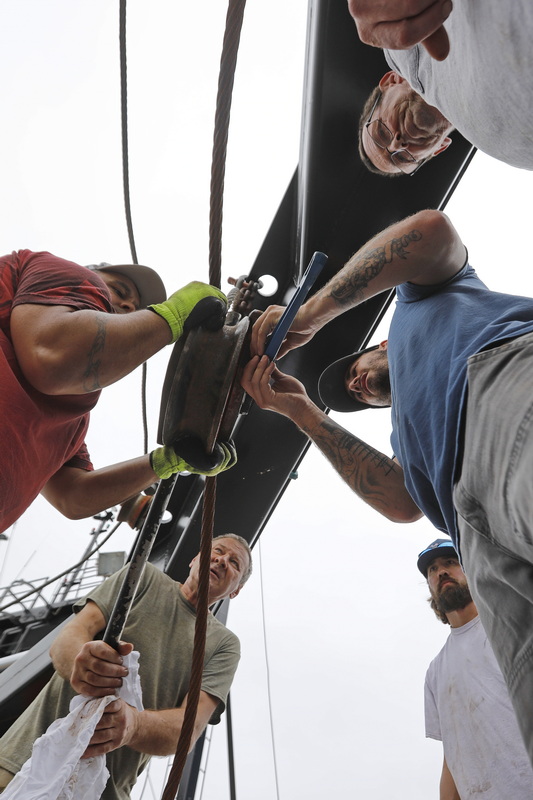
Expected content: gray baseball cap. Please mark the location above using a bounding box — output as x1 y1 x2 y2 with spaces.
87 262 166 307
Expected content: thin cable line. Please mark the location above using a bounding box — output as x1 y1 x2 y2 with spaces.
258 539 281 800
119 0 138 264
119 0 149 453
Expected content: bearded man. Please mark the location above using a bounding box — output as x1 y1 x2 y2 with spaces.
418 538 533 800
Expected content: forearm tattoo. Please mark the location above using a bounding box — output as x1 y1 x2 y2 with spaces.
331 228 422 306
312 420 400 513
82 316 107 391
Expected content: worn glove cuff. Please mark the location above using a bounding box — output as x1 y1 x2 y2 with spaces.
148 303 183 343
148 282 227 344
150 446 185 480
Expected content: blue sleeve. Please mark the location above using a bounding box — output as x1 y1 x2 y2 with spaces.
396 261 481 304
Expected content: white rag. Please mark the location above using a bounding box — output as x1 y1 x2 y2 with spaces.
2 650 143 800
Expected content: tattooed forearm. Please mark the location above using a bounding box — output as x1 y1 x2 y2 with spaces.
314 421 396 478
331 228 422 306
82 316 107 391
307 419 418 521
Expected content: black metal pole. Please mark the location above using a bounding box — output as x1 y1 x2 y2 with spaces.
226 692 237 800
103 476 177 649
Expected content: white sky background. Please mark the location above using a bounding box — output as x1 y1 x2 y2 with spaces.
1 2 532 799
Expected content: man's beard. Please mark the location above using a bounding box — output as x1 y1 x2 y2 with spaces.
368 350 391 404
432 581 473 614
373 366 391 400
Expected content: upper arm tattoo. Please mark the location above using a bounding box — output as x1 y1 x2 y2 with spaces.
330 228 422 306
82 315 107 391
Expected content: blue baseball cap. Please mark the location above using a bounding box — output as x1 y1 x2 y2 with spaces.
417 538 457 576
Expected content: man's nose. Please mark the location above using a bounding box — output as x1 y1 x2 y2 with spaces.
348 374 360 392
388 132 408 151
120 298 137 314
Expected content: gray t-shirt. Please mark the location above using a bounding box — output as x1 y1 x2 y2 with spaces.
0 564 240 799
425 616 533 798
385 0 533 169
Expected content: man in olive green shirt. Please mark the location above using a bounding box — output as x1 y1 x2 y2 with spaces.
0 534 252 799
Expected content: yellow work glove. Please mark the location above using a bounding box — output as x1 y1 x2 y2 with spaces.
148 281 227 343
150 440 237 480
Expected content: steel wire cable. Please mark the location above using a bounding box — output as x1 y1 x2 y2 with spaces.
119 0 149 454
119 0 139 266
162 1 247 795
258 539 281 799
208 0 247 290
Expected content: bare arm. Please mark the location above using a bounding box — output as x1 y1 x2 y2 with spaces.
41 456 158 520
85 690 218 758
50 602 218 758
440 756 460 800
241 357 422 523
347 0 452 61
10 304 171 395
252 210 466 357
50 601 131 693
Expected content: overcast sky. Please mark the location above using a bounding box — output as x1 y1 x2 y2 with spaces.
1 2 533 799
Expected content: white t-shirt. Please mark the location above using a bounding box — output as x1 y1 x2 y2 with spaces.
425 615 533 798
384 0 533 169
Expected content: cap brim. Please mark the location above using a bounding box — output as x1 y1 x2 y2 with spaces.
98 264 166 307
318 346 381 412
417 542 458 576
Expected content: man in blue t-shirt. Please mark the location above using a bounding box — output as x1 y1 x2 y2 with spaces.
241 209 533 767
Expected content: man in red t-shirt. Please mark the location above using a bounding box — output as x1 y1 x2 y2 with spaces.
1 250 231 533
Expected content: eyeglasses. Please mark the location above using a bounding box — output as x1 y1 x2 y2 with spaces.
365 94 426 176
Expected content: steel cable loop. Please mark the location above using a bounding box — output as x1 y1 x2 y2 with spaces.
119 0 150 452
161 477 217 800
119 0 138 265
161 0 247 795
208 0 247 290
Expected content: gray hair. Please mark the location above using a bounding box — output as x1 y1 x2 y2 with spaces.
358 86 403 179
213 533 253 585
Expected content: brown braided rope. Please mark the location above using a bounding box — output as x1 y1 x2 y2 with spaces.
161 0 247 795
161 477 217 799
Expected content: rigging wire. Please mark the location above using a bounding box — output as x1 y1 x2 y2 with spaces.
119 0 149 454
119 0 138 265
208 0 247 289
162 0 247 795
258 539 281 800
0 520 123 615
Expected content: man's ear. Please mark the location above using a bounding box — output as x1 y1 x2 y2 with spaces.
433 137 452 157
229 585 242 600
379 339 388 350
379 71 405 89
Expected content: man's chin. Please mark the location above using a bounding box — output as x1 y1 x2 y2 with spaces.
436 583 473 613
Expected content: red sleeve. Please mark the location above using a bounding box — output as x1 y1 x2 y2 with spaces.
64 440 94 472
6 250 114 313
